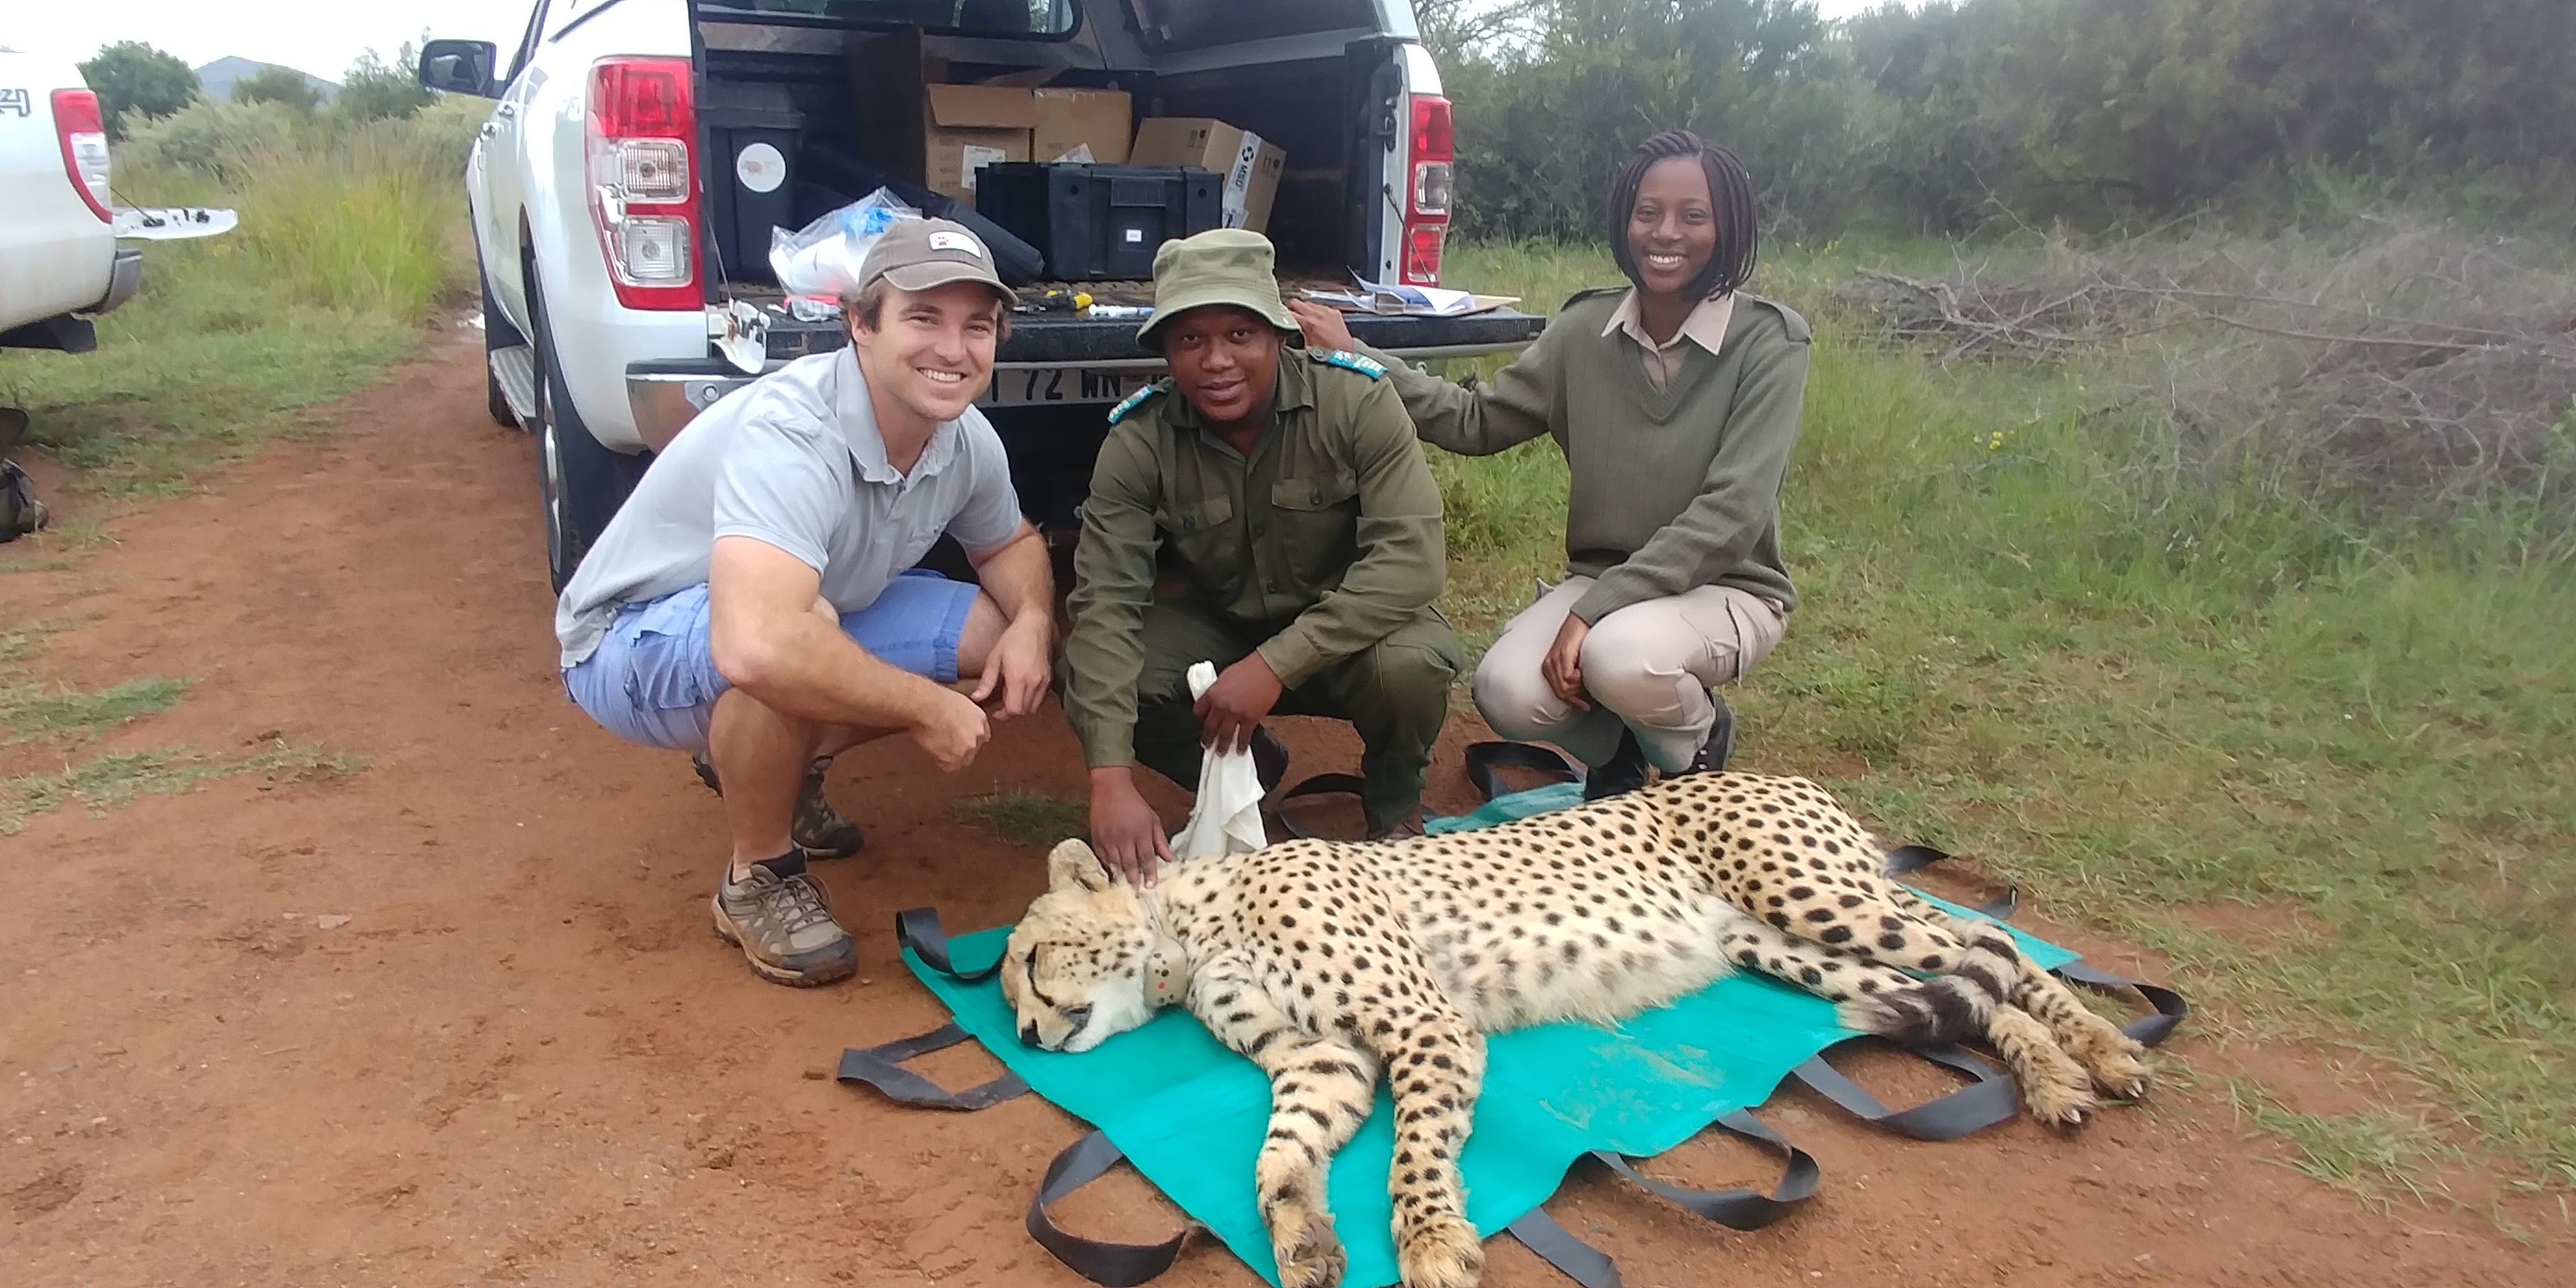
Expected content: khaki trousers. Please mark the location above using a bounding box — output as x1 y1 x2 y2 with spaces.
1473 575 1785 773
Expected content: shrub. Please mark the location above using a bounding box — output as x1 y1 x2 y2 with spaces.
118 99 305 185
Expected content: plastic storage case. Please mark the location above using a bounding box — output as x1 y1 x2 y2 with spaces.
701 82 804 284
973 163 1221 281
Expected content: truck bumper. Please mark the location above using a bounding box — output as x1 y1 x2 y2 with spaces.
629 308 1548 447
95 247 144 315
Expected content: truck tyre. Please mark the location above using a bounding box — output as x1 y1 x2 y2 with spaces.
524 269 644 594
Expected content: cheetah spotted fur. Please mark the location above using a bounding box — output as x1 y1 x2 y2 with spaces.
1001 772 2152 1288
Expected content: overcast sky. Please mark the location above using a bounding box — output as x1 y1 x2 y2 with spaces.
13 1 1892 82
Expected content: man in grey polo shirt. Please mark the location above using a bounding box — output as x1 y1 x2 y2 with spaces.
557 219 1055 987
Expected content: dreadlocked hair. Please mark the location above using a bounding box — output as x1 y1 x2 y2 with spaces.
1607 129 1760 300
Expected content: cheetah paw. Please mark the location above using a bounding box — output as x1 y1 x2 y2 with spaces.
1397 1212 1484 1288
1272 1207 1346 1288
2023 1074 2100 1129
2088 1048 2154 1102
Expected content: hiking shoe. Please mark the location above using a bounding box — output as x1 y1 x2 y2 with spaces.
711 858 858 987
1680 696 1739 777
1583 729 1650 801
691 753 866 859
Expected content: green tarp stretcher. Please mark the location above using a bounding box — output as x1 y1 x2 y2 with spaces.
840 751 2184 1288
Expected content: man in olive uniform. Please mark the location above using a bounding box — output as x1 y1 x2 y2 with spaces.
1061 229 1461 879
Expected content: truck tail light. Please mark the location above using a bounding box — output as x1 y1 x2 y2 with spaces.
52 90 113 223
586 57 700 310
1401 94 1451 285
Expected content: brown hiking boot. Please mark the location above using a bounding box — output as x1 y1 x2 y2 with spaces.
711 856 857 987
691 754 865 859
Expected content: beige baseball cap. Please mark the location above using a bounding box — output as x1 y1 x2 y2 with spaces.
854 217 1017 305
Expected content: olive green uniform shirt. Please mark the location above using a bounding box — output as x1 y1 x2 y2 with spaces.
1063 350 1448 770
1360 290 1811 627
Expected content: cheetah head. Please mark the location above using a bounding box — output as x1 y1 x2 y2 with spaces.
999 840 1159 1053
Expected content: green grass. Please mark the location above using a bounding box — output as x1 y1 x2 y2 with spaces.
2226 1077 2465 1204
0 675 188 745
953 789 1090 849
0 99 477 497
0 740 365 835
1435 238 2576 1200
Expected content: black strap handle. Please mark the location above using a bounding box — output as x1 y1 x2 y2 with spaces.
1510 1109 1819 1288
1883 844 2017 919
1586 1109 1819 1230
834 1022 1030 1111
1462 740 1582 803
1027 1131 1196 1287
2054 959 2190 1047
895 905 1004 982
1790 1038 2022 1140
1508 1208 1622 1288
1269 772 1371 841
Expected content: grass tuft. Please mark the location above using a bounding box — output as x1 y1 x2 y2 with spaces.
0 676 189 745
952 790 1089 850
0 741 365 835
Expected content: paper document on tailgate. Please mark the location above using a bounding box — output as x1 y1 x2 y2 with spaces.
1302 277 1518 317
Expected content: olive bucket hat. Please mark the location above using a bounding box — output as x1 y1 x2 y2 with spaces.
1136 228 1300 350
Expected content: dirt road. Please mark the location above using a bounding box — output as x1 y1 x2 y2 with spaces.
1 335 2560 1286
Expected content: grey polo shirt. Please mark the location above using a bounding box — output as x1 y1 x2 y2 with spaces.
554 348 1023 668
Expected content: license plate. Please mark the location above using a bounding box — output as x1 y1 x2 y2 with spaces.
979 366 1155 408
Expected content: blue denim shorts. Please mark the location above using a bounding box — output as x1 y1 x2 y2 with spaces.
562 572 978 753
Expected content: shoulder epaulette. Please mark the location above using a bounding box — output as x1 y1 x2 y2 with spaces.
1560 285 1627 311
1309 347 1386 379
1106 381 1169 425
1738 292 1813 343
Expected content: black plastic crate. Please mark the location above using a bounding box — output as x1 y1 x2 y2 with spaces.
701 85 804 284
974 163 1221 281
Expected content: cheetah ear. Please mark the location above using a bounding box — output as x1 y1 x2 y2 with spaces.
1048 839 1115 893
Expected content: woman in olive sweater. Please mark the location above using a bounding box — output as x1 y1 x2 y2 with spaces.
1288 129 1810 799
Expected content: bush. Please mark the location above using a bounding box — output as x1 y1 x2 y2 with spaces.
112 97 485 322
118 99 305 185
231 65 325 111
335 45 435 124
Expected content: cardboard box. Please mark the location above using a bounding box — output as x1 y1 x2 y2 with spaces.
923 84 1034 201
1032 87 1133 164
1131 116 1287 233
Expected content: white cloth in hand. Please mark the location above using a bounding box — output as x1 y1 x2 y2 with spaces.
1167 661 1268 859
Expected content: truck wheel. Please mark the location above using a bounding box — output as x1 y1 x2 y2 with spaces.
524 270 644 593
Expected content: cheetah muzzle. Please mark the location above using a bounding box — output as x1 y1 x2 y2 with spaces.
1001 772 2151 1287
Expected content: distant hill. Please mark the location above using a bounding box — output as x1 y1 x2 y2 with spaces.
193 56 337 104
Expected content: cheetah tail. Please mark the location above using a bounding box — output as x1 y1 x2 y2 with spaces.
1832 936 2021 1047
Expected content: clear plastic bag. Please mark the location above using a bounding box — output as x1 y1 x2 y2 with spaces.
768 188 923 298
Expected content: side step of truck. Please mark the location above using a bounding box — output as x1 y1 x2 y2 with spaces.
489 345 540 424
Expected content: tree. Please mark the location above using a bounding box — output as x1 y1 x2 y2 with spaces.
336 43 433 123
232 64 323 111
77 41 198 139
1413 0 1547 63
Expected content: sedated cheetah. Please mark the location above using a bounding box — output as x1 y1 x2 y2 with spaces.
1000 772 2152 1288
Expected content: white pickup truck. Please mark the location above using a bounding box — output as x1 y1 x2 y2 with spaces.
417 0 1543 591
0 47 143 354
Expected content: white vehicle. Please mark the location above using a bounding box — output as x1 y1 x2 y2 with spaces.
419 0 1542 590
0 48 141 353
